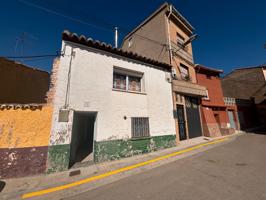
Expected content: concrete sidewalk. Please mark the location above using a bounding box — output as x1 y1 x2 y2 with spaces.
0 133 241 200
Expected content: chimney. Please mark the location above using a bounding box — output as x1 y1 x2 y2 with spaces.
114 27 118 48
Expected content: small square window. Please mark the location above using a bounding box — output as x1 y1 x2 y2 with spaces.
131 117 150 138
206 74 212 79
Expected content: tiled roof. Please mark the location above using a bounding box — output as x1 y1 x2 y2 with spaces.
234 64 266 71
195 64 223 74
62 30 172 71
0 57 49 74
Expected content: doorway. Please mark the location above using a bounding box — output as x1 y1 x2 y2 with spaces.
176 105 187 140
214 113 220 124
228 110 236 129
69 111 96 168
185 96 202 138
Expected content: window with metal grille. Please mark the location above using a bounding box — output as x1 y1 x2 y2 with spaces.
131 117 150 138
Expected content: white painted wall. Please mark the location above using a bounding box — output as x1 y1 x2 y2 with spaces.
50 41 176 144
262 68 266 81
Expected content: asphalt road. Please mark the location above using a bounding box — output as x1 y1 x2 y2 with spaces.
66 132 266 200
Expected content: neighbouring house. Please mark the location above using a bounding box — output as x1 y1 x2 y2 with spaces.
0 58 53 178
0 57 50 104
195 64 239 137
46 30 177 172
221 65 266 129
121 2 207 142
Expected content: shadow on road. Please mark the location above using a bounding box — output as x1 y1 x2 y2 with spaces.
251 127 266 135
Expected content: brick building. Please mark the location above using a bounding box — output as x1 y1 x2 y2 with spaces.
221 65 266 129
195 64 238 137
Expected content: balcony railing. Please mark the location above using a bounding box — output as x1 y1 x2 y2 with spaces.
172 79 207 97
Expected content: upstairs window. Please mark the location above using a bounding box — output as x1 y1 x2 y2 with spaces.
206 74 212 79
176 32 185 46
113 73 127 90
113 67 143 92
180 64 190 81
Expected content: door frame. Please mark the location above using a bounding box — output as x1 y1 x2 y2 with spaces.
185 96 203 139
176 104 187 141
69 111 97 168
227 110 236 129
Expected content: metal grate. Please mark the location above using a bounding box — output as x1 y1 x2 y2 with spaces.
131 117 150 138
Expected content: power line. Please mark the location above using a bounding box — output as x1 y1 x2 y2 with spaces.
18 0 112 33
18 0 166 47
2 54 59 59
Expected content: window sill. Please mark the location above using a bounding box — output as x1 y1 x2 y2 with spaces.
112 88 147 95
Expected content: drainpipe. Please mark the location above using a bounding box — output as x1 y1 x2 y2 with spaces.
166 5 173 65
64 47 74 109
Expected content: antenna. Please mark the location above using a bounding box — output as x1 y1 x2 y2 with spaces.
114 27 118 48
14 32 38 61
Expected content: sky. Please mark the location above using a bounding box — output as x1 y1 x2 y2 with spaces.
0 0 265 74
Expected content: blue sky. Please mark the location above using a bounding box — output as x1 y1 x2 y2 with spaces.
0 0 265 74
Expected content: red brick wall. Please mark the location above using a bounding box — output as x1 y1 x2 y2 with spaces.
196 72 225 107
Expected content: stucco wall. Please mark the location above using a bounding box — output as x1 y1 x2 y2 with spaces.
48 42 176 171
0 106 52 148
121 10 169 64
0 105 53 178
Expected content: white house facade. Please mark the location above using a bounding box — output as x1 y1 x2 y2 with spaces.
47 31 176 172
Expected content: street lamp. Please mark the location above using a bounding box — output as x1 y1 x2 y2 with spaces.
182 34 198 47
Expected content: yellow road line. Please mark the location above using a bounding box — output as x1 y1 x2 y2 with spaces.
22 138 228 199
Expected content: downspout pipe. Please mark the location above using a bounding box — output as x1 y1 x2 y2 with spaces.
64 46 74 109
167 4 173 65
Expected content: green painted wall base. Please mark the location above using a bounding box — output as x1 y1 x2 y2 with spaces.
46 144 70 174
94 135 176 162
